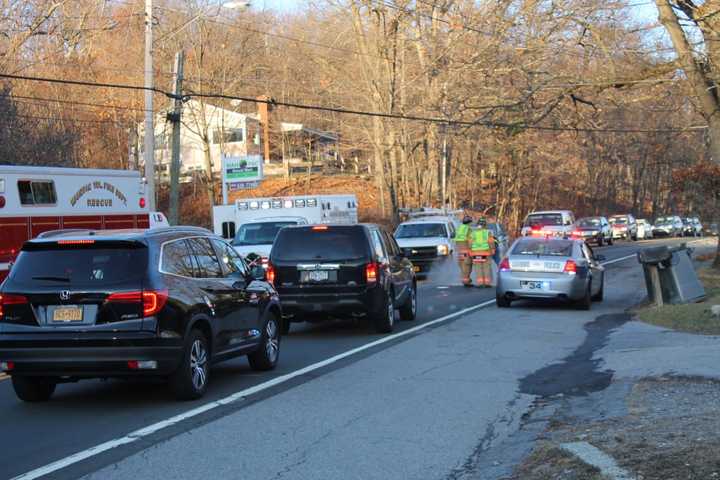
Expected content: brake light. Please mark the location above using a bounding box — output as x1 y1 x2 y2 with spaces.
266 264 276 285
531 224 542 231
139 197 146 208
0 293 28 319
58 239 95 245
105 290 168 317
563 260 577 274
365 262 379 284
312 225 329 231
572 230 582 237
498 257 510 272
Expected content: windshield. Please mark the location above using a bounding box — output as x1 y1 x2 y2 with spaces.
395 223 447 239
523 213 563 227
577 218 601 227
232 221 297 246
655 217 672 225
272 226 369 261
609 216 627 224
512 239 573 257
11 244 147 287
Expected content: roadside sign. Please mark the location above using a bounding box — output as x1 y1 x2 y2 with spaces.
222 155 263 204
228 181 260 191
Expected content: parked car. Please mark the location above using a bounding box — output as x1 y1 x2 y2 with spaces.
636 219 654 240
690 217 703 237
0 227 282 402
487 222 510 265
608 214 638 241
520 210 576 238
496 236 605 310
269 224 417 334
653 215 684 237
682 218 696 237
394 217 455 277
572 216 612 246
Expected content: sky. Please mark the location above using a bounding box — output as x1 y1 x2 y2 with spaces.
255 0 302 12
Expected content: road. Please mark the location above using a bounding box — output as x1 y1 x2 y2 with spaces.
0 236 710 480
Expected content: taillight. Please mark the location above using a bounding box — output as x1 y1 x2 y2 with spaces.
365 262 379 284
572 230 582 237
0 196 5 208
563 260 577 274
58 239 95 245
0 293 28 319
105 290 168 317
266 264 276 285
139 197 146 208
498 257 510 272
312 225 328 231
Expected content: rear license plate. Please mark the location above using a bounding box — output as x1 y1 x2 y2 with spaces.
53 306 83 322
520 281 550 291
301 270 330 283
413 266 421 272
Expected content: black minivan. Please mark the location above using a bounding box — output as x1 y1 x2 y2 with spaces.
0 227 281 402
269 224 417 334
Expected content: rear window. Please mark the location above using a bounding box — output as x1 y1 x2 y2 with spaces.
395 223 447 238
524 213 563 227
272 226 369 262
232 221 296 246
511 239 573 257
577 218 601 227
609 216 628 224
11 243 147 287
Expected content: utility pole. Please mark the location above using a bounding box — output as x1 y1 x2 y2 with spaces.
144 0 156 211
441 132 448 210
168 51 185 226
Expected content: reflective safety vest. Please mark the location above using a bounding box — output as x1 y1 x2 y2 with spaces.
454 224 471 243
470 228 493 253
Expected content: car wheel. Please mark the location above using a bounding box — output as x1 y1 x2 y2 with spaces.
11 376 57 402
170 329 210 401
373 290 395 334
248 314 281 371
496 294 511 308
592 275 604 302
399 283 417 321
576 283 592 310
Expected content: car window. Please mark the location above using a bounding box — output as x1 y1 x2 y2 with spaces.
212 239 247 277
162 239 197 278
232 221 296 246
371 230 388 262
381 230 400 257
511 239 573 256
272 226 369 262
524 213 563 227
395 223 447 238
187 237 223 278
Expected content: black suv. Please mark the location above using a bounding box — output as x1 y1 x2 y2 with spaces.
269 224 416 334
0 227 282 402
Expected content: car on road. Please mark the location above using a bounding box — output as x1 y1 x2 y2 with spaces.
705 223 719 236
269 224 417 334
608 214 638 241
653 215 683 237
0 227 282 402
394 217 455 277
636 219 653 240
685 217 703 237
231 216 308 263
520 210 576 238
496 236 606 309
571 216 612 246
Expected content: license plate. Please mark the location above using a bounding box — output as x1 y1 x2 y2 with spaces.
520 281 550 291
301 270 330 283
53 306 83 322
413 266 421 272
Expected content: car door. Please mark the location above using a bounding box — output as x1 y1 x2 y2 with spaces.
211 238 263 349
186 237 239 354
581 243 603 294
381 229 413 303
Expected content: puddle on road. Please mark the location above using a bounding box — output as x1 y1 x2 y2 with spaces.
518 313 631 398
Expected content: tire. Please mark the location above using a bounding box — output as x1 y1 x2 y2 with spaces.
11 376 57 402
248 313 281 371
576 283 592 310
496 294 511 308
592 275 604 302
170 329 210 401
399 283 417 321
373 289 395 334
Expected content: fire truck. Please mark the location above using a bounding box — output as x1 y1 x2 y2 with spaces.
0 165 150 282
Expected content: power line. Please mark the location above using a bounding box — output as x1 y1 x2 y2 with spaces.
0 72 706 134
1 93 150 112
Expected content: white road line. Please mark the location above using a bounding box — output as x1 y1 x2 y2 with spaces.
11 299 497 480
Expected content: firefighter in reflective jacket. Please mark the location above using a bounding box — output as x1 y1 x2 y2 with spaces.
453 216 473 286
469 217 496 288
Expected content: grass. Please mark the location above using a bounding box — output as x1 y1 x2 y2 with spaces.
508 441 607 480
637 266 720 335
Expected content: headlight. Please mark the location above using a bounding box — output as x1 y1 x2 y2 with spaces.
437 244 449 256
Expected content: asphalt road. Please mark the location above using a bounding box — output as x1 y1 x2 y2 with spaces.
0 236 709 480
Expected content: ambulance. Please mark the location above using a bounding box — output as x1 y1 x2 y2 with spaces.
213 194 359 260
0 165 150 283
